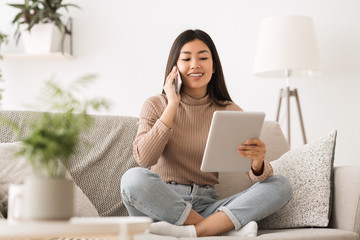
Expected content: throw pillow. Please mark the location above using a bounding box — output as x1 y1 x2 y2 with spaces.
258 130 337 229
0 142 99 218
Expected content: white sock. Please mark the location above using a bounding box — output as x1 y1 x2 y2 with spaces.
149 221 197 238
223 221 258 237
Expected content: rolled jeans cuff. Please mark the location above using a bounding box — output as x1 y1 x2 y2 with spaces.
175 202 192 226
218 206 241 231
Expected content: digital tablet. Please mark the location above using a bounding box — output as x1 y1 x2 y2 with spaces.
200 111 265 172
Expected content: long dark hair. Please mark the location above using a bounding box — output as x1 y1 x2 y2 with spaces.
163 29 232 106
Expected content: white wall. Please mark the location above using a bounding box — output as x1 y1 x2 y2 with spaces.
1 0 359 166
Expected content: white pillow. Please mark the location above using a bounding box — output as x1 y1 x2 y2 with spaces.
0 142 99 218
259 130 337 229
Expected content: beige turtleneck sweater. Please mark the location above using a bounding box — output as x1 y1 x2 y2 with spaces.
133 92 273 186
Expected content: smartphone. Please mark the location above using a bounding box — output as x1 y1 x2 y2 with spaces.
173 69 182 94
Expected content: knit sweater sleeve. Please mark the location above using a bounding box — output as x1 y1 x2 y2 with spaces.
248 160 274 182
133 96 171 168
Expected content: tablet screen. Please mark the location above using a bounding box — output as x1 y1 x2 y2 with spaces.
200 111 265 172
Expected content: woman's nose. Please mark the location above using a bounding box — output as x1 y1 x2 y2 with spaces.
191 60 201 69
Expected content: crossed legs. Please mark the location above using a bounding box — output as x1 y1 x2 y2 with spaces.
121 167 292 237
186 210 233 237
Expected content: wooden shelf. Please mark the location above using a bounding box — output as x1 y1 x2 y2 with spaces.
2 52 74 61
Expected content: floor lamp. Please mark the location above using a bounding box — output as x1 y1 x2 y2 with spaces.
253 16 322 146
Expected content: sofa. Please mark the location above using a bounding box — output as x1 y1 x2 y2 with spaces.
0 110 359 240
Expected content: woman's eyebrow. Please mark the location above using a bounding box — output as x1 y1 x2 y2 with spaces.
180 50 210 54
198 50 210 54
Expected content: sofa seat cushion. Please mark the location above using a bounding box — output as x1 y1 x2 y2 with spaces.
134 228 359 240
257 228 359 240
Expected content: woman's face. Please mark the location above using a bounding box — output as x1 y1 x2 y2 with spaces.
176 39 214 98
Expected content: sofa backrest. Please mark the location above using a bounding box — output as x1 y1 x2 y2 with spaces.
0 110 140 217
0 110 290 217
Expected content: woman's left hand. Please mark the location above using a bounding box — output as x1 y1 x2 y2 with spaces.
237 138 266 174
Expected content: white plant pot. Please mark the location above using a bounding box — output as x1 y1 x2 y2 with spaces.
24 178 74 221
21 23 62 54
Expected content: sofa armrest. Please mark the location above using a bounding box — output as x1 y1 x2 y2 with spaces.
330 165 360 235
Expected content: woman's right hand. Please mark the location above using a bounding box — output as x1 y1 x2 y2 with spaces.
160 66 181 128
163 66 181 107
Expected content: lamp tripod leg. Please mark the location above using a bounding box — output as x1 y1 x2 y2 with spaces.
294 89 307 144
286 87 291 146
276 89 283 122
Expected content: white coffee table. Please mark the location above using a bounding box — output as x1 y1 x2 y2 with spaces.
0 216 152 240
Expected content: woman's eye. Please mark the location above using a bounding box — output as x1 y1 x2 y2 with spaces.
181 58 190 61
200 57 208 60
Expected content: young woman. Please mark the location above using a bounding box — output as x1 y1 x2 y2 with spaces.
121 29 292 237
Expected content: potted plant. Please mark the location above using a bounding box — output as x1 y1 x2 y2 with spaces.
15 74 109 221
8 0 79 54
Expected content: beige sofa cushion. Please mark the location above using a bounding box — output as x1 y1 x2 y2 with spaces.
136 228 359 240
256 228 359 240
330 166 360 235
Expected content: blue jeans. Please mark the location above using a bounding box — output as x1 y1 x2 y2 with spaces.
121 167 292 230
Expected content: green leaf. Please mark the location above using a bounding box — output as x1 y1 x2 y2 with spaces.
30 14 40 26
60 3 80 11
7 4 26 10
31 1 40 9
12 12 24 24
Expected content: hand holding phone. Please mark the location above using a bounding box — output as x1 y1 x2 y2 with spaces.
173 69 182 94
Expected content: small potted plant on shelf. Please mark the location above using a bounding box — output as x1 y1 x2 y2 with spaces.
15 74 109 221
8 0 79 54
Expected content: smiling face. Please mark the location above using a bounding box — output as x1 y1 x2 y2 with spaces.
176 39 214 98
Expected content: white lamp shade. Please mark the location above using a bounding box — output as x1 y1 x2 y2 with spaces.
253 16 322 78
